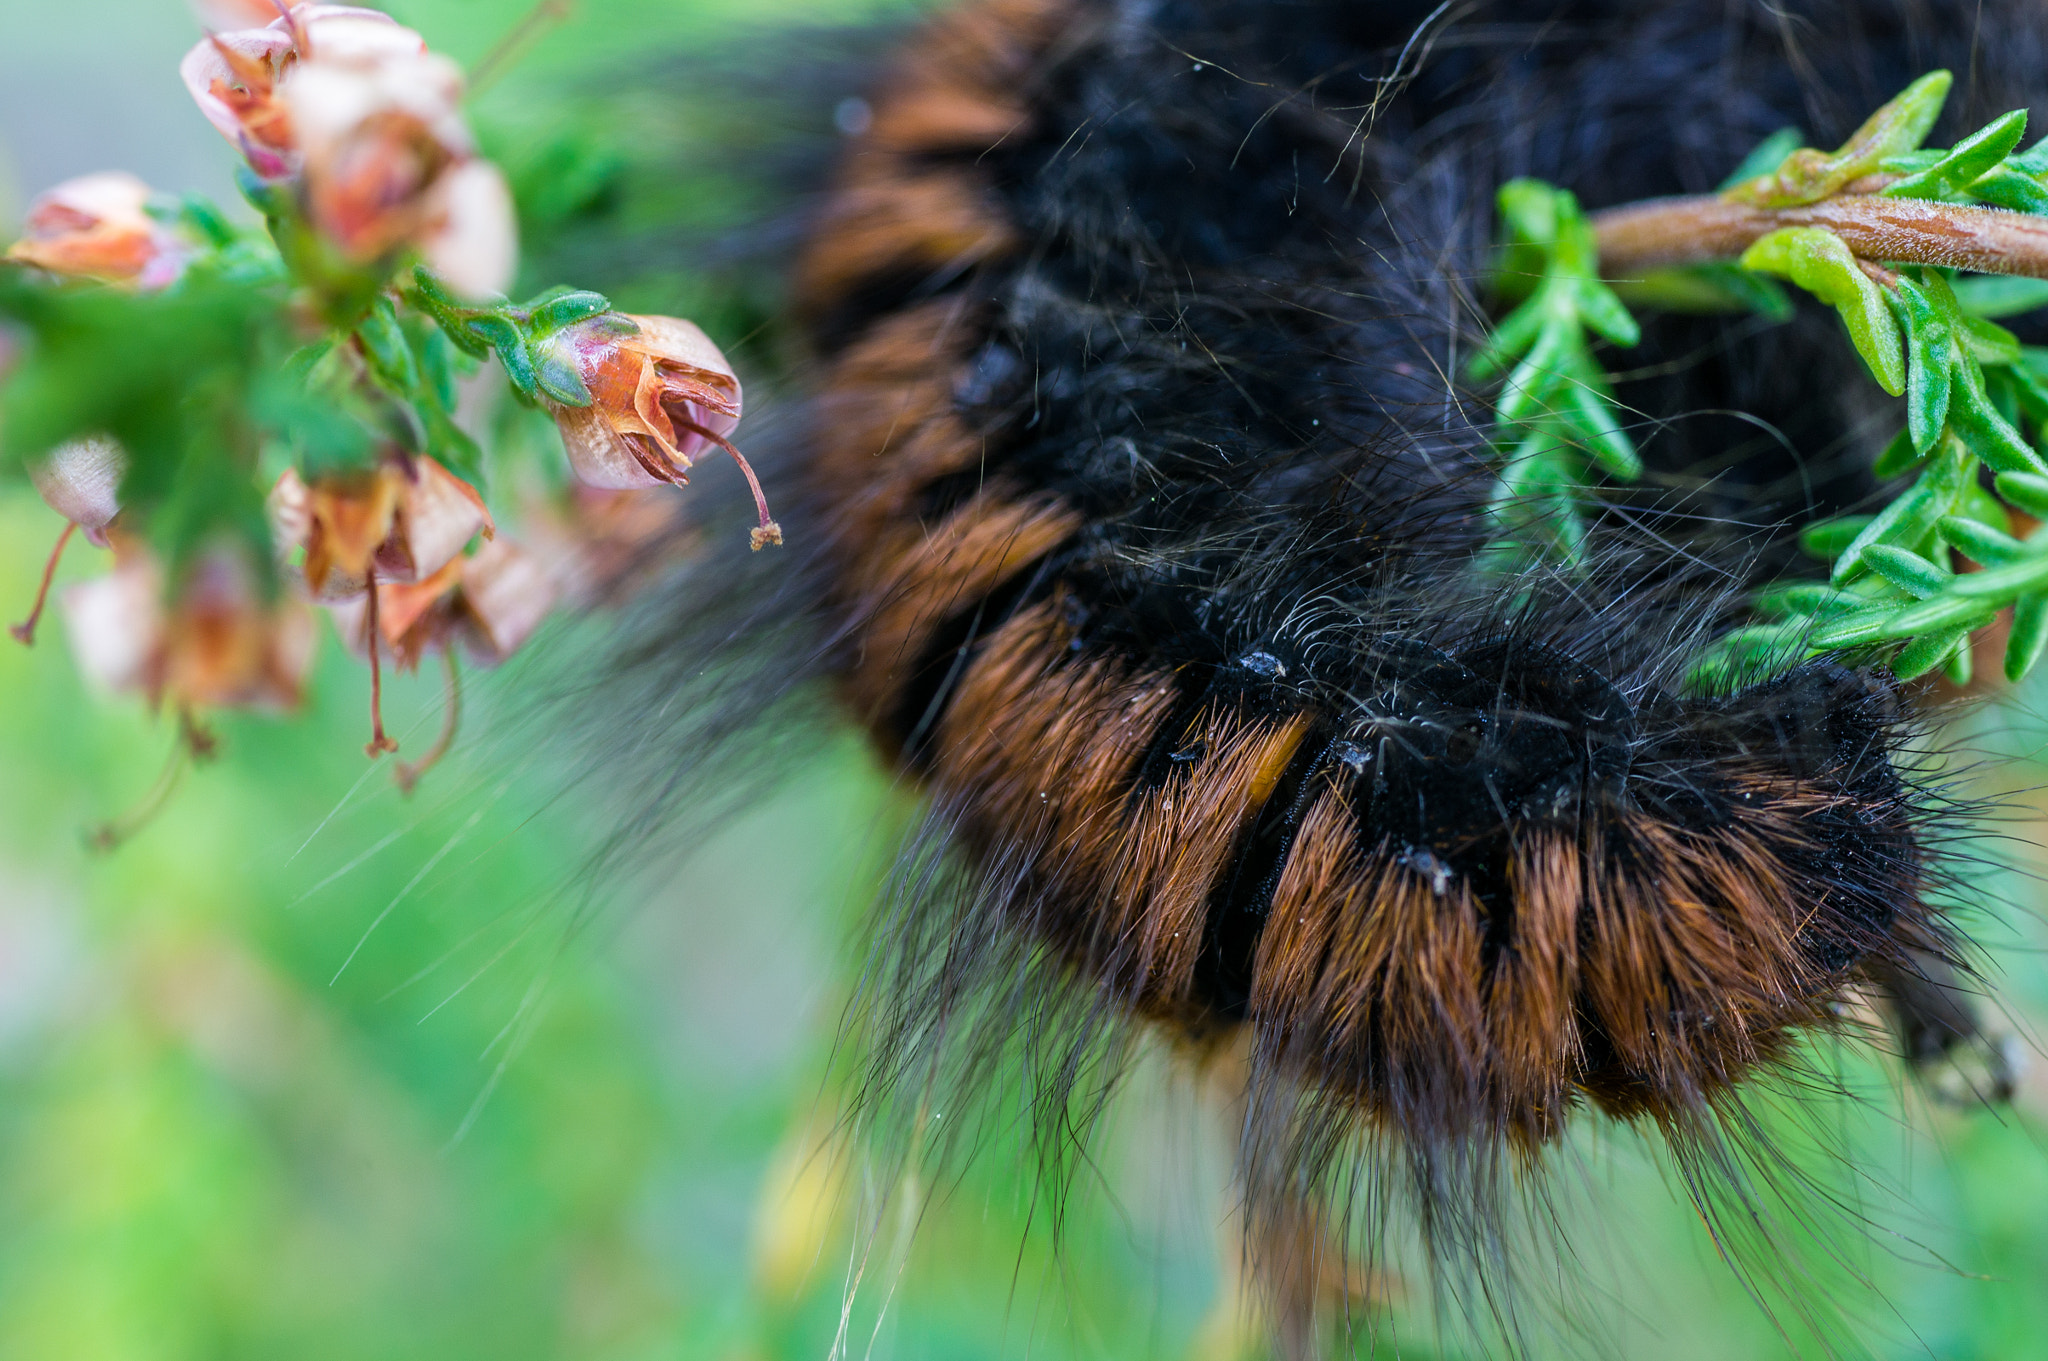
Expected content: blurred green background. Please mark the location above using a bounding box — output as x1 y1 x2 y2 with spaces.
5 1 2048 1356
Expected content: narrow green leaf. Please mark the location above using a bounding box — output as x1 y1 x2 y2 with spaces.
1967 166 2048 214
1895 622 1979 679
1891 275 1956 451
1466 296 1547 382
1801 514 1875 559
1728 71 1951 207
2006 593 2048 680
1493 321 1571 426
1832 440 1975 583
1756 582 1867 618
1573 277 1641 347
1953 274 2048 318
1863 543 1951 597
1881 108 2029 200
1562 383 1641 479
1811 606 1903 648
1741 227 1906 395
1962 315 2024 367
1718 127 1806 191
1995 470 2048 519
1947 551 2048 599
1950 360 2048 474
1874 428 1924 479
1940 515 2024 567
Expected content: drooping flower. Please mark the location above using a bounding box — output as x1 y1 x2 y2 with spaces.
63 543 317 712
178 4 514 295
327 534 556 669
180 5 420 180
540 313 781 548
267 451 492 600
29 438 126 546
4 174 188 287
13 439 128 646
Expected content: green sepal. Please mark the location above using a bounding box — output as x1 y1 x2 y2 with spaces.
355 295 420 398
1741 227 1906 395
527 288 614 335
1881 108 2029 200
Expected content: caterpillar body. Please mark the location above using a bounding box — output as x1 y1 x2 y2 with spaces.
622 0 2039 1348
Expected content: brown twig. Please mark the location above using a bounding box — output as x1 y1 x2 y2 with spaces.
1593 193 2048 279
11 522 76 646
394 647 461 796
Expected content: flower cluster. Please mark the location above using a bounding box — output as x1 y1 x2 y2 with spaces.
2 2 775 836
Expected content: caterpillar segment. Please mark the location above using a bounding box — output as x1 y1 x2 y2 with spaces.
785 0 2009 1341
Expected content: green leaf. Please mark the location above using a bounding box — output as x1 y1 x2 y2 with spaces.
1801 514 1875 559
1740 227 1906 395
1891 273 1958 450
1994 469 2048 519
1952 275 2048 317
1727 71 1951 207
2006 593 2048 679
1937 514 2025 565
1863 543 1951 597
355 295 420 398
1874 427 1924 479
1719 127 1806 191
1895 622 1980 679
1832 438 1976 583
1961 315 2023 367
1968 166 2048 214
1611 263 1794 319
1881 108 2029 200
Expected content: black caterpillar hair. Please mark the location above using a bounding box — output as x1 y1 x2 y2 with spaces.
575 0 2041 1352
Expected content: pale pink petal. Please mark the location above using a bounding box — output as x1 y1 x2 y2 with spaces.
30 438 126 541
62 560 163 696
376 455 493 582
552 404 669 491
418 159 517 299
178 27 298 177
458 538 556 665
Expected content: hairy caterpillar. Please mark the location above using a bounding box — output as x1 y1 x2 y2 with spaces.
600 0 2040 1350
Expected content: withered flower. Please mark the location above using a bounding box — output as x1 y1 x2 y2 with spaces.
5 174 188 287
326 536 557 788
180 5 421 180
267 452 492 600
328 535 556 670
63 543 316 712
13 439 127 646
541 313 781 549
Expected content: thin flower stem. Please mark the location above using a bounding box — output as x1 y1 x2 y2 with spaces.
86 711 215 853
10 521 77 646
394 647 461 796
468 0 575 95
363 570 399 759
675 420 784 549
1593 193 2048 279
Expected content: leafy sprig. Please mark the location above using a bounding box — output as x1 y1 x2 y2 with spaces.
1470 69 2048 692
1466 180 1642 567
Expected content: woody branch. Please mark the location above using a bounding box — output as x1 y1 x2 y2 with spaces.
1592 194 2048 278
